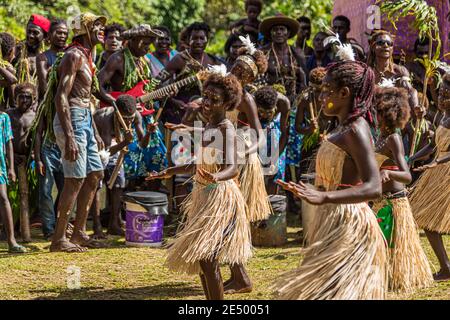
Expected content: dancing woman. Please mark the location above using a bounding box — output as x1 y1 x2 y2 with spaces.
409 73 450 281
147 72 252 300
373 87 433 293
275 60 388 300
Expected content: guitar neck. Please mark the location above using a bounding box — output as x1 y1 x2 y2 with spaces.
139 75 198 104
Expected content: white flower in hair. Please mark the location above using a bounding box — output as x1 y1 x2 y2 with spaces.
208 64 229 77
239 34 256 55
378 77 396 88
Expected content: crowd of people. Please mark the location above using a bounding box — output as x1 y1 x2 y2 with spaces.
0 0 449 300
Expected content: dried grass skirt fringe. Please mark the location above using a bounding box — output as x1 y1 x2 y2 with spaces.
239 152 272 222
410 162 450 233
165 180 252 275
273 202 388 300
373 197 433 293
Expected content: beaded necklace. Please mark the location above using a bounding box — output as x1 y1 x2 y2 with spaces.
269 43 297 94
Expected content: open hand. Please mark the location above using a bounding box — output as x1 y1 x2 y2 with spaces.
146 169 172 181
65 137 79 162
277 180 326 205
8 169 16 183
413 162 437 172
380 170 391 183
197 168 218 183
96 135 105 151
165 122 194 132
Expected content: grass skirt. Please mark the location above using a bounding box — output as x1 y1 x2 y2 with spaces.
373 197 433 293
165 179 252 275
239 152 272 222
273 202 388 300
410 161 450 233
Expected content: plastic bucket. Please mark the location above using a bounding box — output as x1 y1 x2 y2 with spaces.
123 191 168 247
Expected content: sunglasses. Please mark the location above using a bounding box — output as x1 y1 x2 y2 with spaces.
375 40 393 47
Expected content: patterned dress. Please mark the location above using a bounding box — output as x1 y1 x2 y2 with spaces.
124 115 168 179
120 48 168 179
260 114 286 181
286 107 303 167
0 112 13 185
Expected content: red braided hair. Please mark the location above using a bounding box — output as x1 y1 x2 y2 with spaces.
326 60 377 129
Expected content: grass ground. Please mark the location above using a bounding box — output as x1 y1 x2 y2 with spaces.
0 214 449 300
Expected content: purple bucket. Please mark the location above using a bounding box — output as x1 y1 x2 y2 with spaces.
123 191 168 247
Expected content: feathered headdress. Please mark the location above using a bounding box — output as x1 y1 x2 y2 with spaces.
322 22 355 62
239 34 256 55
207 64 229 77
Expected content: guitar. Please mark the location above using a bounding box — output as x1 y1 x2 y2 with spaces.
100 71 208 116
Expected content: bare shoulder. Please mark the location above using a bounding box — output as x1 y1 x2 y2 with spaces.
394 64 410 77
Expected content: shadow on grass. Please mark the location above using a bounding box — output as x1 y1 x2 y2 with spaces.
31 282 204 300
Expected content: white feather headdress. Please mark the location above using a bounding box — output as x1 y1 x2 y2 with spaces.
207 64 229 77
322 22 355 62
378 77 397 88
239 34 256 55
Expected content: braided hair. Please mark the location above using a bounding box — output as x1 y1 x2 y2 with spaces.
326 60 376 128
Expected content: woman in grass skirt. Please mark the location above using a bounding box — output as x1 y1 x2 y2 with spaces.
275 60 388 300
147 71 252 300
372 86 433 293
409 73 450 281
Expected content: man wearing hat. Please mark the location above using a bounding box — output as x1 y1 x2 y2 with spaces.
13 14 51 85
50 12 107 253
260 13 307 102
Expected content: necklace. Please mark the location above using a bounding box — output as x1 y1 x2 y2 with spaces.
185 50 205 69
270 43 297 91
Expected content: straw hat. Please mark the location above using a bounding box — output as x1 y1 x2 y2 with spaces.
71 12 107 38
259 13 300 40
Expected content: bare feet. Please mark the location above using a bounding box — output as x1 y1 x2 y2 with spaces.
224 281 253 295
107 225 125 236
71 232 107 249
433 269 450 282
92 229 107 240
50 240 87 253
223 277 233 287
66 223 75 238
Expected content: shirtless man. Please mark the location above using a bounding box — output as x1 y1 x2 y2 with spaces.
98 24 162 104
50 13 107 253
7 83 37 242
92 95 153 237
36 19 68 100
13 14 50 85
156 22 223 124
98 24 168 186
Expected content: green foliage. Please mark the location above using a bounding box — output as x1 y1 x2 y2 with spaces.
0 0 333 56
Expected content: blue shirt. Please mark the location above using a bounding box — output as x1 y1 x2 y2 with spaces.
0 112 13 184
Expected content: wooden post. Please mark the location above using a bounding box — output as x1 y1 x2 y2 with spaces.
18 162 31 242
165 127 174 212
